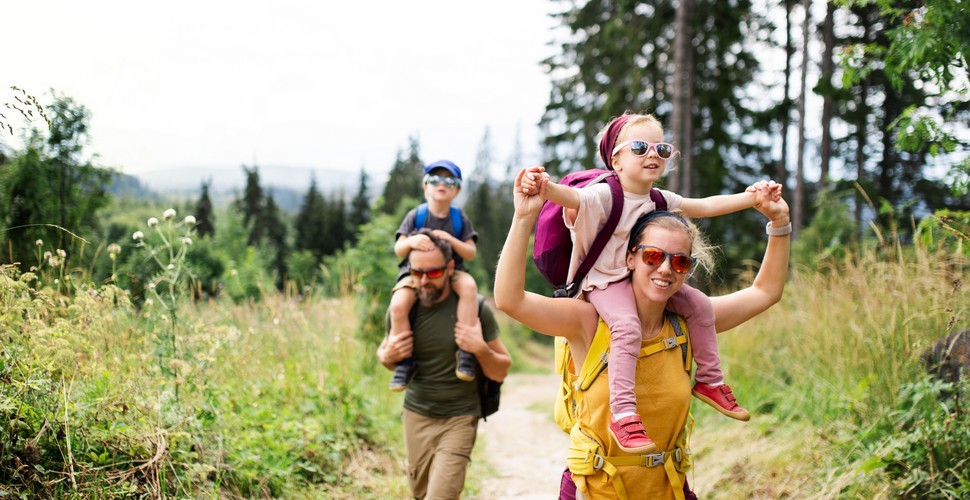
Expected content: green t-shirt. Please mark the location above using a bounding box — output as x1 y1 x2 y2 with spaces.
398 293 499 418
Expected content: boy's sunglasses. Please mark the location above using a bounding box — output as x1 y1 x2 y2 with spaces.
410 265 447 280
631 245 696 274
423 174 461 189
611 140 676 159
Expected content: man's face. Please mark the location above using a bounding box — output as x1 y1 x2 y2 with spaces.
408 248 453 306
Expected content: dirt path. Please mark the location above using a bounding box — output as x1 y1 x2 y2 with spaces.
474 372 570 499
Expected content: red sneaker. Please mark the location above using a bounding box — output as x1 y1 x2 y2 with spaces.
692 383 751 421
608 415 658 454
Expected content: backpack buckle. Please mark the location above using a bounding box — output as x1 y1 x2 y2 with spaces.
593 454 605 470
643 452 666 467
662 337 679 350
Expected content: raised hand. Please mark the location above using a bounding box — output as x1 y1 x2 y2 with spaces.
755 191 790 226
514 166 549 217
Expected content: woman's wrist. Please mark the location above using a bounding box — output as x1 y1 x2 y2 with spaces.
769 215 790 227
766 218 792 236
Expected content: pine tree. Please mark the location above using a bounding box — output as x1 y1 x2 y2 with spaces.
239 165 264 246
294 176 326 263
379 135 424 215
195 180 215 238
261 190 288 290
349 168 371 243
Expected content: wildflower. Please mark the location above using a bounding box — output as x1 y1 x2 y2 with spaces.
145 298 154 306
147 217 159 228
163 208 177 220
230 269 238 277
56 249 66 258
35 239 43 247
148 282 156 290
167 264 175 271
44 251 52 260
48 257 60 267
133 231 144 241
107 243 121 255
183 215 196 225
181 237 193 246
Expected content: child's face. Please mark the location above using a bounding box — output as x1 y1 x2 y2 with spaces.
423 168 461 203
611 121 667 192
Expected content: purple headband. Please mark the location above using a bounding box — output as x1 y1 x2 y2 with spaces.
598 114 632 170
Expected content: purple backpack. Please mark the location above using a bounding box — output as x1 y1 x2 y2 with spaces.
532 169 667 298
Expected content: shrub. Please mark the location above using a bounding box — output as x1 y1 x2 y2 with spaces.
860 377 970 498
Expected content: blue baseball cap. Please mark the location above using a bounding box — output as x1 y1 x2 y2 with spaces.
424 159 462 180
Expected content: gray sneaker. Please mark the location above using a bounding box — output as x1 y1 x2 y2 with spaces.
455 349 476 382
390 357 417 392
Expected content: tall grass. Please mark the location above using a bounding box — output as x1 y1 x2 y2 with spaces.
714 245 968 496
0 265 408 498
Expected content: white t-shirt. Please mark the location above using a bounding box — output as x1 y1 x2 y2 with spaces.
564 182 683 291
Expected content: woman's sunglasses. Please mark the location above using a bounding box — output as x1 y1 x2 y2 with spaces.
631 245 696 274
410 266 447 279
423 174 461 189
611 140 676 159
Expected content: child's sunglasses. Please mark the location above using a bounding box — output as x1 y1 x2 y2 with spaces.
423 174 461 189
631 245 696 274
410 266 447 279
611 140 676 159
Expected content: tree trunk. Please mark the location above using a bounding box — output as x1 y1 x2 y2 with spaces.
820 1 835 189
670 0 693 196
779 0 793 193
794 0 811 239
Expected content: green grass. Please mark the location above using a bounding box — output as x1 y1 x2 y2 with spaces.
2 241 967 498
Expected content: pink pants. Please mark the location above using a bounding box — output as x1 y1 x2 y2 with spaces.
588 280 719 416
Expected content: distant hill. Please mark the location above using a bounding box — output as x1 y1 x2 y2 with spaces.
116 166 385 213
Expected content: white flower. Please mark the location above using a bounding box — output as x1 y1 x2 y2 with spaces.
163 208 177 220
56 249 66 258
181 237 193 246
148 282 156 290
43 251 52 260
133 231 144 241
107 243 121 254
35 239 43 247
147 217 159 228
167 264 175 271
183 215 196 225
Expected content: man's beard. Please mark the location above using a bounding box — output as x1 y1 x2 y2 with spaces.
417 284 444 306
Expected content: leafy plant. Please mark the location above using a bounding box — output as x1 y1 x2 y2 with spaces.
859 377 970 498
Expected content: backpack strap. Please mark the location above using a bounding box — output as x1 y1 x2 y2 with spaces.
564 173 623 297
415 202 463 238
415 202 428 230
449 206 463 238
664 310 692 372
650 188 667 211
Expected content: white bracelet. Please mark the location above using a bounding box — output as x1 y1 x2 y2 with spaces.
766 221 792 236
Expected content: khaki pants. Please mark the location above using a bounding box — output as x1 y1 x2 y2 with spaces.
403 408 478 500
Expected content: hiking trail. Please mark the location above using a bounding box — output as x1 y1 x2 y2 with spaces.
474 372 570 499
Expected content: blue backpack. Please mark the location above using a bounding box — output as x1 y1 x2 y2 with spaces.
415 203 463 237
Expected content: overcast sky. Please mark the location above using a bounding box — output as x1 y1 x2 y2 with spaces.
6 1 559 184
